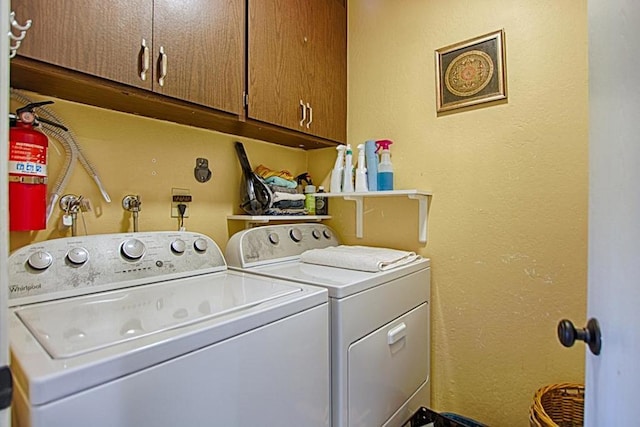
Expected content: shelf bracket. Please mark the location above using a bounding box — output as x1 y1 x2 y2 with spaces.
343 195 364 238
408 193 429 244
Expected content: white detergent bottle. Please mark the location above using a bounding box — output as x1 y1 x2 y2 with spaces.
330 145 346 193
376 139 394 191
342 144 354 192
355 144 368 192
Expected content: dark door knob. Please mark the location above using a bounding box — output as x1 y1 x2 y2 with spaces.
557 318 602 355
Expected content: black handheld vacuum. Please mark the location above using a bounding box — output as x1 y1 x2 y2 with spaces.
234 142 272 215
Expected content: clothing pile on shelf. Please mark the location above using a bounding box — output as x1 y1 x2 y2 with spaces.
254 165 307 215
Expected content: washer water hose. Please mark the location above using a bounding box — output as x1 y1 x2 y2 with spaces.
10 89 112 222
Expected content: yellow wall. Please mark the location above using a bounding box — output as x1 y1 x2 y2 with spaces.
310 0 589 425
9 92 308 251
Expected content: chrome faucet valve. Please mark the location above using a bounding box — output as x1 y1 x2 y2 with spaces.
122 195 142 232
59 194 83 236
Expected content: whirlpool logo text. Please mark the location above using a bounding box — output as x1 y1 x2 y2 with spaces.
9 284 42 295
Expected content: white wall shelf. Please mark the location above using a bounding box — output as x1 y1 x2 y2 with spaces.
227 215 331 228
314 190 433 243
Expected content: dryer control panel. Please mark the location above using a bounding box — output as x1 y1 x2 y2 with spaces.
8 231 226 306
225 224 340 268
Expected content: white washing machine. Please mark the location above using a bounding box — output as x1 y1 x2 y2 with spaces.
8 231 330 427
225 224 431 427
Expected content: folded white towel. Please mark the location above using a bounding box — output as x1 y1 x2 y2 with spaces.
300 245 420 272
272 191 307 202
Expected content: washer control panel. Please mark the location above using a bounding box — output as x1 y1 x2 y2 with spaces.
8 231 226 306
225 224 340 267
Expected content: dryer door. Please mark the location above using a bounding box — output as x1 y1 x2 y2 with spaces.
347 302 429 426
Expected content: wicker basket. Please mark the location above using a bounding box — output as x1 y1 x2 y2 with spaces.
529 383 584 427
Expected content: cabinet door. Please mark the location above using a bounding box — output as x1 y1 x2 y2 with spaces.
11 0 153 90
153 0 244 114
247 0 346 142
306 0 346 142
247 0 310 132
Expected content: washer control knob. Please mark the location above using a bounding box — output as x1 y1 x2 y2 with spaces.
268 233 280 245
171 239 186 254
289 228 303 242
121 239 146 260
312 229 321 240
67 247 89 265
194 237 208 252
27 251 53 270
323 229 332 239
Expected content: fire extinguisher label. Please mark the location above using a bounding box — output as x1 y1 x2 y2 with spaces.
9 141 47 177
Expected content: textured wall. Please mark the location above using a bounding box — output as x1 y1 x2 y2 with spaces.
309 0 589 425
9 93 308 251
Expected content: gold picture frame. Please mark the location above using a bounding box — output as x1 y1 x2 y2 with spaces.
435 29 507 113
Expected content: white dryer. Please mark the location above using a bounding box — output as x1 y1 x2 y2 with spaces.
225 224 431 427
8 231 330 427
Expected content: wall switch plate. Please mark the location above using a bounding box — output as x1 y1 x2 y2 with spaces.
171 188 191 218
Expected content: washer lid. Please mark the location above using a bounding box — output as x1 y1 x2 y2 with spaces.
14 273 301 359
239 257 429 298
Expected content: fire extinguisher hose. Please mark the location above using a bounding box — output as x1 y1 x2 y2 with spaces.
10 89 112 221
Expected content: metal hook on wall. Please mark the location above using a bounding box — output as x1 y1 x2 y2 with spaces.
10 11 32 31
8 11 32 59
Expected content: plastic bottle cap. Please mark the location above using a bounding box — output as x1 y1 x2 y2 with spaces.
375 139 393 153
305 185 316 193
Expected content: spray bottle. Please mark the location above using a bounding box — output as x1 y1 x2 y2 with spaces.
342 144 354 192
375 139 394 191
355 144 368 192
330 145 346 193
365 140 378 191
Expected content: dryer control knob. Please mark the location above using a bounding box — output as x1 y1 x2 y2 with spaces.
290 228 303 242
194 237 208 252
67 247 89 265
312 230 321 239
121 239 146 260
171 239 186 254
323 229 332 239
27 251 53 270
268 233 280 245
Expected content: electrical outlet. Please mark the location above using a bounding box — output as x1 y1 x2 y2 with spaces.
171 188 191 218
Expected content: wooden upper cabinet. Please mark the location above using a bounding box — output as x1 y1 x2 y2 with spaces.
11 0 154 90
248 0 346 143
153 0 244 114
307 0 347 142
12 0 244 115
11 0 342 148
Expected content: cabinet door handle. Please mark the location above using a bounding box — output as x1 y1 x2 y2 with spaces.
299 100 306 127
139 38 150 81
306 103 313 128
158 46 167 87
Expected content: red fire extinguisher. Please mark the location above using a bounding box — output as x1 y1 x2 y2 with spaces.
8 101 66 231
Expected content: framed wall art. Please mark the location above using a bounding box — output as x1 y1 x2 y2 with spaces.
435 29 507 113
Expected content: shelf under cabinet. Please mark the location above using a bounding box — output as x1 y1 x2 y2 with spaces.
227 215 331 228
313 190 432 243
